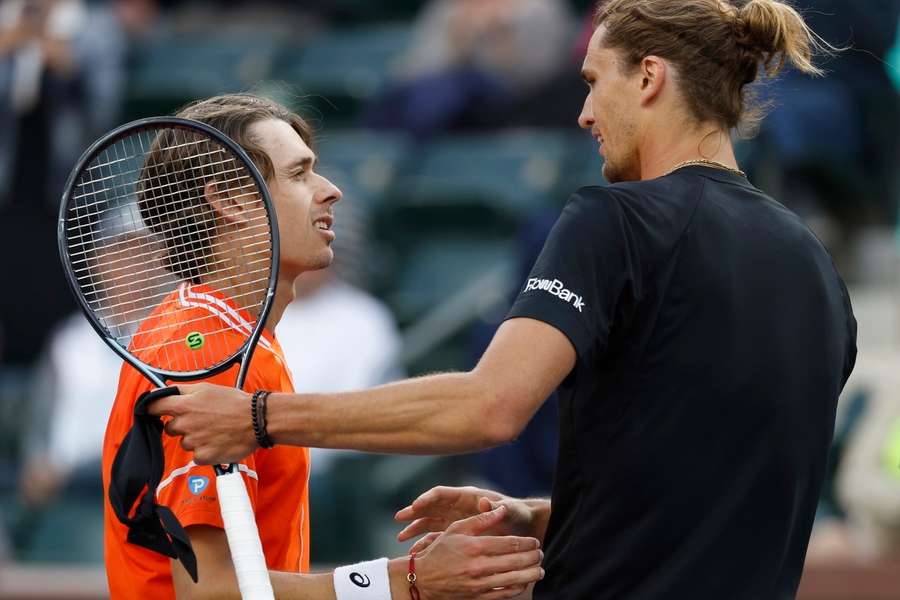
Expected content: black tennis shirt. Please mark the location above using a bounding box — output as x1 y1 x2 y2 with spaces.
506 166 857 599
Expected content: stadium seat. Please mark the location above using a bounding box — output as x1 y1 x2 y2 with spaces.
12 465 104 564
315 130 413 201
385 236 516 324
273 24 413 127
561 130 607 192
126 31 280 119
389 130 576 227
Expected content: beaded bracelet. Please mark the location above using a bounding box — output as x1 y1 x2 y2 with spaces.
251 390 274 449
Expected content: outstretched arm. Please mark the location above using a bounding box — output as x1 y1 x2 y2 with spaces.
151 318 575 463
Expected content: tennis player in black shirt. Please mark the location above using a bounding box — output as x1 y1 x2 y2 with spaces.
153 0 858 597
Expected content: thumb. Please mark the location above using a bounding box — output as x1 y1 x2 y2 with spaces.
446 504 507 536
478 496 505 514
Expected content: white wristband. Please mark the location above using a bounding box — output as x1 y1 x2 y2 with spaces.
333 558 392 600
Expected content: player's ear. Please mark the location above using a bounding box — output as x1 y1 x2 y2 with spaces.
638 55 666 106
205 180 250 225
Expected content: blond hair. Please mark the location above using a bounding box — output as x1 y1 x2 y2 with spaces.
595 0 829 132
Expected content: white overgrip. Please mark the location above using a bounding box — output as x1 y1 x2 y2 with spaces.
216 469 275 600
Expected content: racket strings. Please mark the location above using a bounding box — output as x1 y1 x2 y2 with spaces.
69 172 258 221
90 268 270 317
76 251 271 305
65 124 274 374
71 149 239 201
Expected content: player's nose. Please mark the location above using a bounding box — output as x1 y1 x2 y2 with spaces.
578 95 594 130
316 175 342 205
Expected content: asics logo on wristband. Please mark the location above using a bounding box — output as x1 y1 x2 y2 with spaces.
524 277 587 312
350 573 371 588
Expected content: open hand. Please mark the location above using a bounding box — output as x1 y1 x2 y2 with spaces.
397 486 536 552
415 504 543 600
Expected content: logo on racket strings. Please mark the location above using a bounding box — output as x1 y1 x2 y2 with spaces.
185 332 205 350
349 572 371 588
188 476 209 495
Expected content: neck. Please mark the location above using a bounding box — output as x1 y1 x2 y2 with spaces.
265 273 296 331
639 120 738 180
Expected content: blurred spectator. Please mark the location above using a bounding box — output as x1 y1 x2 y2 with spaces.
277 203 407 561
0 0 133 367
0 0 128 210
18 313 120 509
363 0 575 136
483 10 595 128
756 0 900 234
278 269 404 399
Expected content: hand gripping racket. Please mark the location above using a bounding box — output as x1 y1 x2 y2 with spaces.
58 117 278 599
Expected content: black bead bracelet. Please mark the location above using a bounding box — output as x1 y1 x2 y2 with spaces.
251 390 275 449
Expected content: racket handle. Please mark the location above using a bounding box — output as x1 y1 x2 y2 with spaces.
216 467 275 600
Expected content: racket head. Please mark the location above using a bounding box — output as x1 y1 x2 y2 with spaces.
58 117 280 382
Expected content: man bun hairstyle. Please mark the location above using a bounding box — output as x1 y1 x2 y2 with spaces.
595 0 830 133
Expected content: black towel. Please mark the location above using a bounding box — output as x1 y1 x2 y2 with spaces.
108 386 199 582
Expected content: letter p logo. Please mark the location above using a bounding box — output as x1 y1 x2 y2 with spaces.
188 475 209 495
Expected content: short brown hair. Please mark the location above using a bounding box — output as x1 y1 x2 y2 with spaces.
137 94 312 282
175 94 315 181
594 0 827 132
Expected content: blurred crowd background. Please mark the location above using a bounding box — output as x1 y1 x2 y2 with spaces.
0 0 898 597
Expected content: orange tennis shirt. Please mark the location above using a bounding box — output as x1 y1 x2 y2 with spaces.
102 282 310 599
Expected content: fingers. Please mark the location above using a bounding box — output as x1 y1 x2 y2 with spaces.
409 531 441 554
459 547 543 596
477 497 495 514
447 505 507 536
397 517 450 542
474 565 544 595
148 396 179 418
477 584 530 600
472 548 543 574
470 536 540 557
409 486 459 513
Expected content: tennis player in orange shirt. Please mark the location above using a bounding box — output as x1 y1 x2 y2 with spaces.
102 94 544 600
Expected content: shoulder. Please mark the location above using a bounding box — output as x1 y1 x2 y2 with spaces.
562 181 702 252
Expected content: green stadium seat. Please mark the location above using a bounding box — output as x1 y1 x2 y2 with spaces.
560 130 607 192
315 130 413 201
391 130 575 225
12 468 104 564
386 236 516 324
273 24 412 127
126 31 280 119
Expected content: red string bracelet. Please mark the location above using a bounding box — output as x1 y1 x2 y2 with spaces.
408 551 420 600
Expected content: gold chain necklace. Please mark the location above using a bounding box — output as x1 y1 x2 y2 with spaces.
666 159 746 178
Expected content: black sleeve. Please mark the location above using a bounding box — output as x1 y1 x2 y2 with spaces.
505 188 639 363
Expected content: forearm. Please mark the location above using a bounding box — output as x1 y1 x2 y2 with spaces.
277 558 411 600
267 372 518 454
178 562 406 600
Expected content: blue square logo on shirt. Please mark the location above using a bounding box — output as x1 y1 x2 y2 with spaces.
188 475 209 495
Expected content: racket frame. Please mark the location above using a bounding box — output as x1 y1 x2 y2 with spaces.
57 116 281 389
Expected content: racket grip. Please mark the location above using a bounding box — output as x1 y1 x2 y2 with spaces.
216 468 275 600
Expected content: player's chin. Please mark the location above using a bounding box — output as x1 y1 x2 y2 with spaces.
309 247 335 270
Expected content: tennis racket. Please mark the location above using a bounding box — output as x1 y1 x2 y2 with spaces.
57 117 278 600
